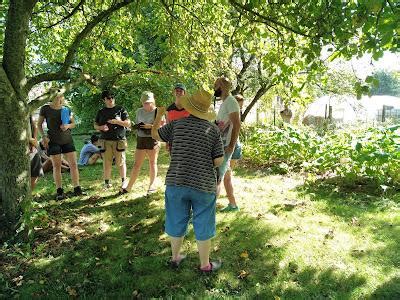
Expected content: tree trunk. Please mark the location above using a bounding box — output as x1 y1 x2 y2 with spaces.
0 66 30 242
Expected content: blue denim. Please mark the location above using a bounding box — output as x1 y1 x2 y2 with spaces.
231 142 242 160
165 185 216 241
218 151 234 180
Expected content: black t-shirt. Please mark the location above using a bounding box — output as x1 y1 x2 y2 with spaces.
39 105 73 145
95 106 129 140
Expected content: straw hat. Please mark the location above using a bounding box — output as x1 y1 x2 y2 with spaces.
180 89 216 121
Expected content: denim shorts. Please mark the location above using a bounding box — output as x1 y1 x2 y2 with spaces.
165 185 216 241
231 142 242 160
218 152 233 180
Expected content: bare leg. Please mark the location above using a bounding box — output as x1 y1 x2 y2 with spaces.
125 150 146 191
51 154 62 189
146 147 159 190
64 152 79 187
223 169 237 206
103 153 112 181
170 236 184 261
196 239 211 268
118 152 127 180
88 153 101 165
31 177 38 190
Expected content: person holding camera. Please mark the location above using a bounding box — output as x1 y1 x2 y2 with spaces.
94 90 131 189
121 91 164 195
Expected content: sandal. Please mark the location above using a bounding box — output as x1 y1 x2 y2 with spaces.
199 260 222 273
168 254 187 269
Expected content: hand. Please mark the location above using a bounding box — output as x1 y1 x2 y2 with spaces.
60 124 70 131
108 119 119 125
42 136 50 149
101 124 109 132
224 145 234 155
157 106 166 115
140 123 153 129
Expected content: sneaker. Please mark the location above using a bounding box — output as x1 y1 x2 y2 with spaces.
73 186 86 196
119 188 129 195
220 204 239 212
103 183 113 190
168 254 187 269
56 192 65 201
199 260 222 274
56 188 65 200
146 187 157 196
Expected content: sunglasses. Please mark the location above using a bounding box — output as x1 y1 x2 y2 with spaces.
106 96 114 100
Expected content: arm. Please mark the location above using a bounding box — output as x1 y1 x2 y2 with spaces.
108 118 131 127
61 115 76 131
37 115 49 148
151 107 166 141
226 111 241 154
213 156 224 167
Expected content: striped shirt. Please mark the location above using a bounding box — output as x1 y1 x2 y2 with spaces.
158 115 224 193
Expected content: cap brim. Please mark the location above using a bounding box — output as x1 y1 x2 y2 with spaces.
180 95 216 121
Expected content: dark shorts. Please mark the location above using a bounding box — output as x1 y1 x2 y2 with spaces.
48 142 76 155
136 136 159 150
31 152 43 177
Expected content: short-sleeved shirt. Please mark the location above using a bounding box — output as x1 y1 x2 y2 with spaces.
95 106 129 140
166 103 190 122
39 105 73 145
135 108 157 137
216 95 240 147
78 142 100 165
158 115 224 194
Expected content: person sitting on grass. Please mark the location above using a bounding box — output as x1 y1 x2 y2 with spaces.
151 89 224 273
78 134 102 166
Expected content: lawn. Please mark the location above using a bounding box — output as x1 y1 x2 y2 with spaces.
0 135 399 299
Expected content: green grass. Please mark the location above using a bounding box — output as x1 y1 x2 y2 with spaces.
0 135 399 299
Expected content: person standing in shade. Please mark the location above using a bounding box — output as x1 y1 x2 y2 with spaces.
94 91 131 189
223 94 244 196
151 90 224 273
214 77 241 212
121 91 163 195
37 92 84 200
166 83 190 152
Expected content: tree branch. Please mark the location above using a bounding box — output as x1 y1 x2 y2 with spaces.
44 0 85 30
241 82 275 122
25 0 135 91
229 0 312 38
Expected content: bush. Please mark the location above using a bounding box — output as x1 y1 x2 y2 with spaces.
243 124 400 186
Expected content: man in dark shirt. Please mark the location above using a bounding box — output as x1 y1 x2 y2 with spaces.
94 91 131 189
152 89 224 273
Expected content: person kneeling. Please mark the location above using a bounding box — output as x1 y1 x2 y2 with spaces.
78 134 102 166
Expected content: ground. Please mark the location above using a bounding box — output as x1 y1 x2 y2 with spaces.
0 136 399 299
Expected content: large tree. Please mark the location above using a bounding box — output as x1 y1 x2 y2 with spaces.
1 0 398 242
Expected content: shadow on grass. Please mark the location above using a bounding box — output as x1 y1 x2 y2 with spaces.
2 203 371 299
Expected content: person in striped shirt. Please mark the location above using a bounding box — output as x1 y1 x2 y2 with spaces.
152 90 224 273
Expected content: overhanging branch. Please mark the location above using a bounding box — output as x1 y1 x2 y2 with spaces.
229 0 312 38
25 0 135 91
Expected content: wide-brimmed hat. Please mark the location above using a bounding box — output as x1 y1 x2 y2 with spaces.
180 89 216 121
140 91 155 103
